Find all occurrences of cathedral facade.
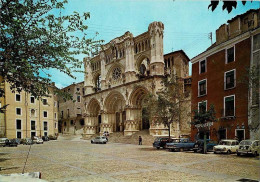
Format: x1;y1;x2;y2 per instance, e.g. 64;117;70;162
82;22;191;138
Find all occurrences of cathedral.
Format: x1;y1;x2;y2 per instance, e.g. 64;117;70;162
82;21;191;138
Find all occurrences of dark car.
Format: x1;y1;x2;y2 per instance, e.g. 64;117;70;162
42;136;49;141
12;138;21;145
193;139;217;153
5;139;18;147
23;138;34;145
153;137;174;149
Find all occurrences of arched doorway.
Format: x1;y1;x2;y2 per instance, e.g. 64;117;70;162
87;98;101;133
129;86;149;130
104;91;126;132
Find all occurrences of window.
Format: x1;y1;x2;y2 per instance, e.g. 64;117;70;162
54;113;57;119
16;94;21;102
82;88;85;95
16;119;21;130
44;132;48;136
67;109;70;118
225;69;236;90
61;111;63;118
31;109;36;117
198;79;207;96
16;108;22;115
112;67;122;80
77;96;81;102
199;60;206;73
95;75;101;91
17;131;22;139
226;46;235;63
31;120;36;130
70;120;73;125
224;95;235;117
80;119;85;126
30;96;35;104
43;121;48;131
198;101;207;113
55;122;57;129
77;88;80;91
64;122;66;126
43;99;47;105
43;111;48;118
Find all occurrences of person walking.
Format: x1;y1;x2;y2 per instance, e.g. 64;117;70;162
139;136;142;145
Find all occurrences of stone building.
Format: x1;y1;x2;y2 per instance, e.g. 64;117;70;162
0;80;59;139
190;9;260;141
82;21;191;138
58;82;85;135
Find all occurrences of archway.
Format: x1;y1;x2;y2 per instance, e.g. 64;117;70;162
87;98;101;133
104;91;126;132
129;86;149;130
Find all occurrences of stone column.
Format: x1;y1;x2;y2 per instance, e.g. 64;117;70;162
100;51;106;90
148;22;164;76
124;32;136;83
84;57;94;94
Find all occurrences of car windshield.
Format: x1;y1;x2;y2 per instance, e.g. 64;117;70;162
96;137;101;139
101;137;106;139
219;141;231;145
172;139;180;143
240;141;252;145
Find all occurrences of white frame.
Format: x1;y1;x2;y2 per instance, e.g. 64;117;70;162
224;69;236;90
235;129;245;140
16;119;22;138
16;107;22;116
198;79;207;97
15;93;21;102
43;121;48;131
199;59;207;74
198;100;207;112
30;96;35;104
30;108;37;117
43;111;48;118
225;45;236;64
224;95;236;117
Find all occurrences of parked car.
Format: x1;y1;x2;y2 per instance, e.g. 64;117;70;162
12;138;21;145
0;138;9;147
193;139;218;153
23;138;34;145
91;136;107;144
32;136;44;144
42;136;49;141
166;138;195;152
213;140;239;154
153;137;175;149
48;135;58;140
5;139;18;147
237;140;259;157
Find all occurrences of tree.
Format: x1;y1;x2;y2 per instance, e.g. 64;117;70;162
142;74;189;140
0;0;102;110
208;0;253;13
191;104;217;154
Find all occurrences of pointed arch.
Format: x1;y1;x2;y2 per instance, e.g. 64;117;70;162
104;91;126;113
129;86;149;108
87;98;101;116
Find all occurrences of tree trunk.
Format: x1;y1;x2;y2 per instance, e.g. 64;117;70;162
203;132;207;154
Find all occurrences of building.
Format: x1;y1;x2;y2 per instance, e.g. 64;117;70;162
191;9;260;141
58;81;85;135
0;81;59;139
82;21;191;138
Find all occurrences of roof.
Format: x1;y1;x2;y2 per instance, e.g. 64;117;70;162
164;50;190;62
227;9;259;23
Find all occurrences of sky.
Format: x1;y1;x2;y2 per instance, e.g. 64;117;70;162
46;0;260;89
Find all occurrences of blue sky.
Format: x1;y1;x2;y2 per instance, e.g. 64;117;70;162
47;0;260;89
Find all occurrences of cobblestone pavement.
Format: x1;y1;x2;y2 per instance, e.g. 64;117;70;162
0;136;259;182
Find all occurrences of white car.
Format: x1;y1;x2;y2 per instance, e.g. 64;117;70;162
91;136;107;144
213;140;239;154
32;136;43;144
237;140;259;156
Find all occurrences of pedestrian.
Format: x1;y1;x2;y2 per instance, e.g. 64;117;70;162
139;136;142;145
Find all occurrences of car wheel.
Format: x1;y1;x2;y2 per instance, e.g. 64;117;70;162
170;149;174;152
237;152;241;156
91;141;93;144
156;147;160;150
254;151;258;157
227;150;231;154
214;151;216;154
194;150;197;153
179;148;184;152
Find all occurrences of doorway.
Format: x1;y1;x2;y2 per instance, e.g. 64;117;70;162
142;108;150;130
122;111;126;131
116;112;120;132
98;115;101;133
218;129;227;141
236;129;245;142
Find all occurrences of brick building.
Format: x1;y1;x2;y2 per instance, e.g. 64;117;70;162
191;9;260;141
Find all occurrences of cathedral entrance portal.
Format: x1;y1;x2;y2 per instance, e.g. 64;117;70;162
142;108;150;130
116;112;120;132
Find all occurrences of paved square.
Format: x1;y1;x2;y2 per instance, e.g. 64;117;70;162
0;137;259;181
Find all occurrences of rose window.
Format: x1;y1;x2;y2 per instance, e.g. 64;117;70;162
112;67;122;80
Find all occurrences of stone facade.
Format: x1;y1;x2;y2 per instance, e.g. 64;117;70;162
191;9;260;141
82;21;191;138
0;81;59;139
58;82;85;135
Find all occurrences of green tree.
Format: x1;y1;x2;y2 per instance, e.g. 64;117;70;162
143;74;189;140
208;0;253;13
0;0;102;110
191;104;217;154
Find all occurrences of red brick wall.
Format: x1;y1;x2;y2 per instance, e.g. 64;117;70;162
191;38;251;141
